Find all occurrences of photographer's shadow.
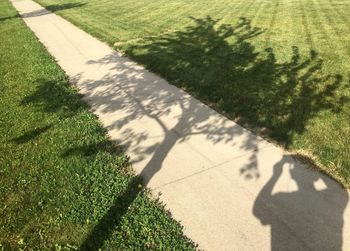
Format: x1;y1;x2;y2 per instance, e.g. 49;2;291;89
253;155;348;250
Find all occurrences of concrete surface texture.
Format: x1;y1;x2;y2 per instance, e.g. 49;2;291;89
11;0;350;249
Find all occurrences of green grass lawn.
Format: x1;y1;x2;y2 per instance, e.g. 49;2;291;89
33;0;350;186
0;0;196;249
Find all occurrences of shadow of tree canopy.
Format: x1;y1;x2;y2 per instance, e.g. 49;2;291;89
124;16;348;147
72;16;348;249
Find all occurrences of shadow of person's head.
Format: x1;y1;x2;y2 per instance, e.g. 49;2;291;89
289;164;320;191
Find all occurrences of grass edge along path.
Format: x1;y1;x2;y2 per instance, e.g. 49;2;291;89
0;0;196;249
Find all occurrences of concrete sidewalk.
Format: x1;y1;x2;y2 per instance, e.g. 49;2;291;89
11;0;350;249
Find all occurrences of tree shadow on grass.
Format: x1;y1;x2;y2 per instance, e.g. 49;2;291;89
62;141;125;158
79;176;143;250
0;13;20;22
125;16;348;147
16;78;87;144
11;124;52;144
45;2;86;12
21;79;87;117
72;16;348;249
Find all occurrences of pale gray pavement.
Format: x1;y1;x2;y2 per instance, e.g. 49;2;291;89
11;0;350;249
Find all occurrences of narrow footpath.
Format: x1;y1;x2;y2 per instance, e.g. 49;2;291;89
11;0;350;249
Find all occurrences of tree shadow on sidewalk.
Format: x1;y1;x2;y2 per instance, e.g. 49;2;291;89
49;16;347;249
20;2;86;18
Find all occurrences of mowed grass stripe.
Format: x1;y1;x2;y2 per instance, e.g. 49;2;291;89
313;0;350;51
320;0;350;47
298;0;315;49
220;0;257;25
309;0;341;50
328;0;350;25
266;0;280;41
